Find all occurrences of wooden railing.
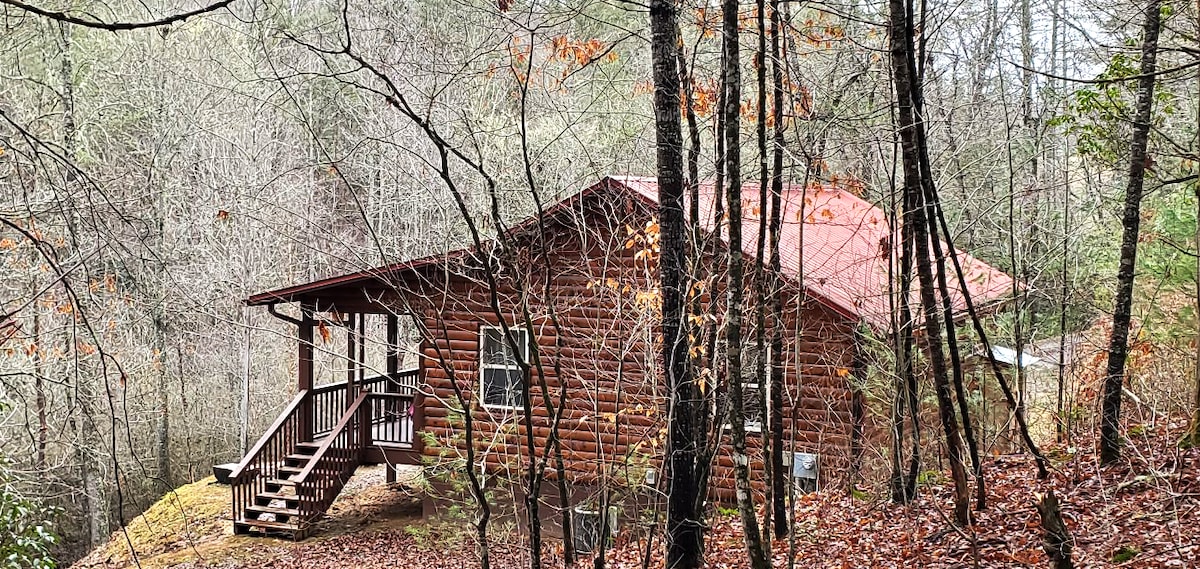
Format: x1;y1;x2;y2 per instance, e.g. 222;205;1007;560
293;391;371;529
368;392;414;446
229;389;308;528
310;383;346;438
312;372;420;436
310;370;418;438
387;369;419;395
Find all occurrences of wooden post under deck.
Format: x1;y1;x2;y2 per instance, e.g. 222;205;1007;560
357;314;366;384
412;325;425;456
298;303;315;442
385;314;399;484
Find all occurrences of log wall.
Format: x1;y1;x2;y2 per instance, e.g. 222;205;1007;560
392;189;861;504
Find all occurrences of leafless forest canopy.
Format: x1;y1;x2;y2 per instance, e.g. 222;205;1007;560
0;0;1198;564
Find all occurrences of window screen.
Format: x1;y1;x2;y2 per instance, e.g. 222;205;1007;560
480;326;529;408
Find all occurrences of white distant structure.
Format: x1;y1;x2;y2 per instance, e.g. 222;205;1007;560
985;345;1045;369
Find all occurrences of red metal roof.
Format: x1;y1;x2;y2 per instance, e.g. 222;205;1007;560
248;175;1014;329
611;176;1013;330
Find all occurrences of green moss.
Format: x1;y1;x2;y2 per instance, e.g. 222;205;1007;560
1111;545;1139;563
94;476;231;567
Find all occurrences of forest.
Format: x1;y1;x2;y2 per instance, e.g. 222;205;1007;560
0;0;1198;566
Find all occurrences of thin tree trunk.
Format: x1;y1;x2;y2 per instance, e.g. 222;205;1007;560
241;306;251;456
1100;0;1162;465
888;0;971;525
1057;170;1071;444
154;312;171;488
1051;0;1069;445
1186;0;1200;447
33;311;47;476
753;0;773;544
1020;0;1036;177
767;0;788;538
1191;175;1200;442
721;0;770;561
890;171;921;504
650;0;702;564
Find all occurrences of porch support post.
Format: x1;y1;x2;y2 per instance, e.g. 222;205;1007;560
413;388;425;455
358;313;366;383
386;314;399;392
298;303;315;442
346;313;357;407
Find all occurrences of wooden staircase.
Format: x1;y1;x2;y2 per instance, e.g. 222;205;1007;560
230;392;372;539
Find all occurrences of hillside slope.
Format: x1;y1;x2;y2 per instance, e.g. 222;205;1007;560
72;465;424;569
73;427;1200;569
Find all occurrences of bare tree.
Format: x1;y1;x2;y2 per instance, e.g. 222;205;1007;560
1100;0;1163;465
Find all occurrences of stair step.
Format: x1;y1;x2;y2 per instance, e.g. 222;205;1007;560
284;454;312;466
246;504;302;518
235;517;301;536
264;479;323;496
294;442;321;453
257;491;302;503
279;464;345;477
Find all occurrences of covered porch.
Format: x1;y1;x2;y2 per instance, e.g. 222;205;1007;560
231;277;432;538
285;306;426;472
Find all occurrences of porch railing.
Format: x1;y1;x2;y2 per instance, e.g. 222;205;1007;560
367;392;414;446
311;369;419;439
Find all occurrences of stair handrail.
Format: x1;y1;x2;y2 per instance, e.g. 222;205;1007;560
230;389;309;483
294;391;370;484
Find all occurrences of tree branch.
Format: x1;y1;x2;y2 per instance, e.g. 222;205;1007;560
0;0;235;31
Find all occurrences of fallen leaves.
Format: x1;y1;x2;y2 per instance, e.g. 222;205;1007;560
76;427;1200;569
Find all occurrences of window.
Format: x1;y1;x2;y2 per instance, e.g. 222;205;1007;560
743;381;764;433
720;338;768;432
480;325;530;408
736;340;767;432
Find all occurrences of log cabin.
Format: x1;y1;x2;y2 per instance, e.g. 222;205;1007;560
227;175;1014;539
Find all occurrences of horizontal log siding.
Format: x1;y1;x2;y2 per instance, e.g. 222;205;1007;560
397;192;858;501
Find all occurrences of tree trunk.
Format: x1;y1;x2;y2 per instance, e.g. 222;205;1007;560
33;311;47;476
1100;0;1162;465
241;306;252;456
154;312;171;488
1035;490;1074;569
767;0;788;537
1190;177;1200;444
753;0;773;544
1057;167;1071;444
721;0;770;562
888;0;971;525
650;0;702;564
890;174;921;504
1185;0;1200;447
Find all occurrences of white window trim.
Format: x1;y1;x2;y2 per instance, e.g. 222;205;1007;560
479;325;529;411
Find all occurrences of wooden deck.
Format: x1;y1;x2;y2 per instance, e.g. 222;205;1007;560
231;370;423;538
